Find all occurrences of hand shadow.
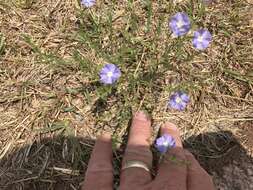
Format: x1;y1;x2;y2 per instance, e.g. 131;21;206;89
0;131;252;190
184;131;253;190
0;135;95;190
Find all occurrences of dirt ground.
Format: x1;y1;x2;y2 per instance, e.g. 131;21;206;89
213;122;253;190
185;121;253;190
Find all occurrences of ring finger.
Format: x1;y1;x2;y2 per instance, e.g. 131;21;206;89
155;122;187;190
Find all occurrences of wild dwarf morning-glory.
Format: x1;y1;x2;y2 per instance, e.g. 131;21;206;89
81;0;96;8
169;91;190;111
169;12;191;37
99;63;121;85
192;29;212;50
155;134;176;153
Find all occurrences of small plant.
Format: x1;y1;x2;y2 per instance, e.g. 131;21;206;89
73;0;217;135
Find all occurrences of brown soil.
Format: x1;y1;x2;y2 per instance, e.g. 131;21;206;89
186;121;253;190
238;122;253;153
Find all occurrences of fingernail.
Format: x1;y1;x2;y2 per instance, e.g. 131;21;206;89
164;122;178;131
100;132;111;139
134;111;149;121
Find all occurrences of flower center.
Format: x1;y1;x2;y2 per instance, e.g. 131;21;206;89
107;71;113;77
163;141;169;146
197;35;204;42
175;97;182;103
176;20;184;28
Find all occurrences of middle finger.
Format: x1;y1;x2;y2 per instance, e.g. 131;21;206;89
120;112;153;188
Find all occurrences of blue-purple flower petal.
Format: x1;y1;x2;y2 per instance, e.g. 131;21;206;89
169;91;190;111
169;12;191;37
81;0;96;8
99;64;121;85
180;93;190;103
155;134;176;153
192;29;212;50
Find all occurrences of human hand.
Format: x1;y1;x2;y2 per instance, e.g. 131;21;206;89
82;112;215;190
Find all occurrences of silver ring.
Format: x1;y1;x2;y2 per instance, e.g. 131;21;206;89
122;160;150;172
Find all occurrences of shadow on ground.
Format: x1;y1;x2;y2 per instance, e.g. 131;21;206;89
0;131;252;190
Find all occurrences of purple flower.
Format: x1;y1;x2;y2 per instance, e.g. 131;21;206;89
192;29;212;50
81;0;95;8
169;91;190;111
155;134;176;153
169;12;191;37
99;63;121;85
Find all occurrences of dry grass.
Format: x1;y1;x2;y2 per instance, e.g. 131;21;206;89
0;0;253;189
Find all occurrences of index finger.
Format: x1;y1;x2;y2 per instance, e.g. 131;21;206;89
82;134;113;190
